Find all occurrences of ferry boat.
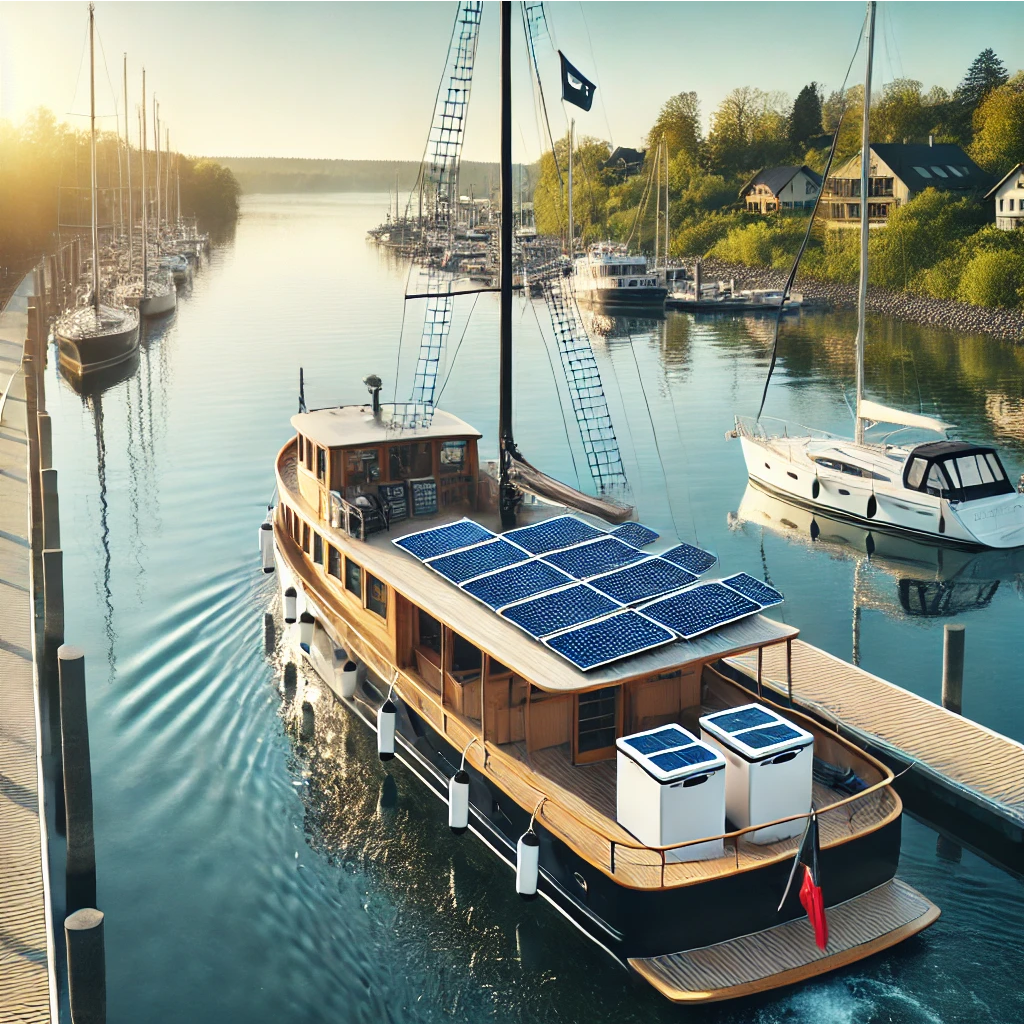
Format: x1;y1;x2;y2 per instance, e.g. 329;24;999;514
573;243;666;310
262;0;938;1003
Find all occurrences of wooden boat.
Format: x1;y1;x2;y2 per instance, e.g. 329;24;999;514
264;1;937;1003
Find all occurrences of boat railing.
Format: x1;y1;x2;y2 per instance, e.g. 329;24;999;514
734;414;845;446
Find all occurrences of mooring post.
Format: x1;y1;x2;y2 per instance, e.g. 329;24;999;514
282;662;297;700
43;549;65;646
38;411;53;469
65;908;106;1024
941;624;965;716
42;468;61;550
59;645;97;911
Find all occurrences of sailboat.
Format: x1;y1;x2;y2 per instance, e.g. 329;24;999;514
264;1;937;1003
734;1;1024;550
54;4;140;380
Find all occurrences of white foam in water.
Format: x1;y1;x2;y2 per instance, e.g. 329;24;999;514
750;976;946;1024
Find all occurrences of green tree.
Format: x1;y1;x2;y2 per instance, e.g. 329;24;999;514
969;72;1024;173
532;135;611;242
646;91;702;163
956;48;1009;109
788;83;823;151
873;79;927;143
707;87;790;174
957;249;1024;307
819;85;864;163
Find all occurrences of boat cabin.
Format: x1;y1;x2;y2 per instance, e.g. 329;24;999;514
903;440;1017;503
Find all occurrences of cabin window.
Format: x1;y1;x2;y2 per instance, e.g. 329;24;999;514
316;447;327;482
327;545;341;580
576;687;619;762
389;442;432;481
302;522;311;554
345;558;362;598
440;440;467;474
906;457;927;490
303;436;313;472
926;464;951;496
346;448;381;486
450;633;482;676
940;453;1014;500
417;609;441;655
366;573;387;618
312;532;323;566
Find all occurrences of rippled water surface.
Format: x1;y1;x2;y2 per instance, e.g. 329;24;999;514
47;194;1024;1024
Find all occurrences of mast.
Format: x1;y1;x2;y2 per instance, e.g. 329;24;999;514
567;120;574;254
124;53;133;271
89;3;100;312
142;70;149;293
855;0;876;445
664;136;670;269
498;0;516;527
176;148;181;229
654;139;660;267
166;127;171;229
154;97;161;245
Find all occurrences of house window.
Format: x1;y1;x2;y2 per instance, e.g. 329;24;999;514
805;180;817;195
868;203;889;219
1011;199;1016;212
946;166;963;178
930;166;948;178
327;545;341;579
313;532;323;565
848;203;860;218
345;448;380;486
1000;199;1005;211
913;166;932;179
345;558;362;598
389;442;433;481
366;573;387;618
440;440;468;475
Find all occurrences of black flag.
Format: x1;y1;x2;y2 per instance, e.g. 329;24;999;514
559;51;596;111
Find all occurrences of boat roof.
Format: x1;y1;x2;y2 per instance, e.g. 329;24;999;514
908;440;997;459
292;404;482;449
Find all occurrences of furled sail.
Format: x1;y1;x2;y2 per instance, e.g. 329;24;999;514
857;399;953;435
508;451;634;524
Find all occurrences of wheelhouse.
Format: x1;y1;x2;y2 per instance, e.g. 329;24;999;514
902;441;1016;503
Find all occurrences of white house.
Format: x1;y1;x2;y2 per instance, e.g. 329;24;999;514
741;166;822;213
985;163;1024;230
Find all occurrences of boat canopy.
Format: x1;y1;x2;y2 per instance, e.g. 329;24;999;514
858;399;953;435
903;440;1015;502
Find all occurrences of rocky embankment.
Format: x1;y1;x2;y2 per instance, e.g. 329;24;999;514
699;258;1024;342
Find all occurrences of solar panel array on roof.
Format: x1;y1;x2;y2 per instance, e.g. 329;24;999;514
395;518;494;560
722;572;783;608
661;542;718;575
461;559;574;609
641;583;760;640
503;515;605;555
542;536;646;579
588;558;697;606
501;584;621;638
425;537;529;584
611;522;660;548
543;609;675;671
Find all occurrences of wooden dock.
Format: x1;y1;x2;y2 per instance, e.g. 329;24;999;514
0;283;57;1023
726;638;1024;873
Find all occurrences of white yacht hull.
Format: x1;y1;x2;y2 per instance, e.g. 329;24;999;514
139;287;177;317
739;434;1024;549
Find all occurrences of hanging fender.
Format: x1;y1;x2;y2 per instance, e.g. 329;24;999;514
377;697;397;761
516;831;540;900
283;586;297;624
259;521;274;573
448;737;477;834
298;611;315;653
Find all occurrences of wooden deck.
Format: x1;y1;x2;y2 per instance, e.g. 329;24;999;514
728;641;1024;851
629;878;939;1003
0;295;55;1023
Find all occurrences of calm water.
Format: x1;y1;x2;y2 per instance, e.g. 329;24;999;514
47;194;1024;1024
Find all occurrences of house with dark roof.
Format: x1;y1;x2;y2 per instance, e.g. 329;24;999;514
984;164;1024;231
741;166;822;213
821;142;993;227
603;146;645;179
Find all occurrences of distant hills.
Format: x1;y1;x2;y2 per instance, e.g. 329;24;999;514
213;157;534;197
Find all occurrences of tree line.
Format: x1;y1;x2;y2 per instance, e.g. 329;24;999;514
532;49;1024;310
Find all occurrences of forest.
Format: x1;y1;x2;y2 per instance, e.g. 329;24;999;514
533;50;1024;310
0;107;241;284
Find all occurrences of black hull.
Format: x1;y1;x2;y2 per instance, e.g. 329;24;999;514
578;289;667;311
322;665;902;963
56;322;140;380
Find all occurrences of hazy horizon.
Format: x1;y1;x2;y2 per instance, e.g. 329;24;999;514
1;2;1021;163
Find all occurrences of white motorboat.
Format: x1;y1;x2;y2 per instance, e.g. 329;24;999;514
573;243;666;309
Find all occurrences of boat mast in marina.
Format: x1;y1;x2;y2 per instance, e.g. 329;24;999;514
124;53;133;272
499;0;516;529
88;4;100;315
142;71;149;294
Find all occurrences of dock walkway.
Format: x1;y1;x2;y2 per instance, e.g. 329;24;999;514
0;287;55;1023
727;639;1024;866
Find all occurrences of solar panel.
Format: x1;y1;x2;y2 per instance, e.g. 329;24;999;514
503;515;605;555
705;706;776;733
425;537;529;584
611;522;660;548
395;518;494;561
622;725;692;756
542;536;646;579
544;610;676;671
460;559;574;610
660;542;717;575
734;723;803;749
649;745;718;772
588;558;698;605
500;584;621;638
722;572;784;609
640;582;760;640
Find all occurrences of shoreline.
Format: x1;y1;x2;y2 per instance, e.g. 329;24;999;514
698;258;1024;343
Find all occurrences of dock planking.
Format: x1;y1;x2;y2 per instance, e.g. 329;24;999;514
726;638;1024;872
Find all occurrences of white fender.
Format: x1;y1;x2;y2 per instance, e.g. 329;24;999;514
516;830;540;900
298;611;314;652
283;586;297;624
377;699;397;761
259;522;274;573
448;770;470;834
337;659;358;699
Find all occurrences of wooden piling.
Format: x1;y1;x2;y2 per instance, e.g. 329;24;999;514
43;548;64;646
65;908;106;1024
942;624;965;716
42;468;60;550
38;411;53;469
59;645;97;912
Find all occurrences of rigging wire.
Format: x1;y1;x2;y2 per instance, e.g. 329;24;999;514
433;292;481;403
755;10;867;423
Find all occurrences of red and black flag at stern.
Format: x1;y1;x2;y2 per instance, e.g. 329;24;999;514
779;809;829;950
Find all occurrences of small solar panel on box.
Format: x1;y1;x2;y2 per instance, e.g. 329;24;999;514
722;572;784;608
425;537;528;584
660;542;717;575
503;515;605;555
394;518;494;561
588;557;697;605
610;522;660;548
543;609;675;671
621;725;692;756
460;559;574;609
640;582;760;640
500;584;621;638
542;536;646;579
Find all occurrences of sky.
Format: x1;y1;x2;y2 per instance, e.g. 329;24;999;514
1;2;1021;164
